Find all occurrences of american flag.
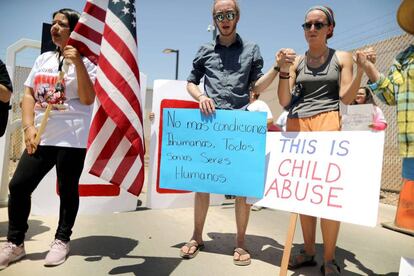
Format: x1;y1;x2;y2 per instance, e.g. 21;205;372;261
68;0;145;196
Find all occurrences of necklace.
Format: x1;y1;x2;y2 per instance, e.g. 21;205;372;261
306;48;329;63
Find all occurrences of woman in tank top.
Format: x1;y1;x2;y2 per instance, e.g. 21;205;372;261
276;6;367;276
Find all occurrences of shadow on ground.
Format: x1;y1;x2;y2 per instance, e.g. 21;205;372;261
289;243;398;276
24;235;182;275
0;219;50;242
173;233;398;276
172;232;285;265
108;256;182;275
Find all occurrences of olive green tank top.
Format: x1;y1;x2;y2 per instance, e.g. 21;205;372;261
288;48;341;119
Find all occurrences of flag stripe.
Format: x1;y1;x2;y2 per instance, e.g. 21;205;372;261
89;125;123;177
74;22;103;46
84;110;118;180
87;103;106;147
125;153;144;195
96;52;142;126
94;70;143;141
110;143;138;185
84;0;107;22
105;10;138;64
68;33;101;64
101;27;139;87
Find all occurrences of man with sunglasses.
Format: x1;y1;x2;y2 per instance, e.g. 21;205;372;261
180;0;282;266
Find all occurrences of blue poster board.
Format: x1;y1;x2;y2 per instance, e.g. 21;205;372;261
159;108;267;198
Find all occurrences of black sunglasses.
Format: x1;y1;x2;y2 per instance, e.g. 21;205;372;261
302;22;328;31
214;11;237;22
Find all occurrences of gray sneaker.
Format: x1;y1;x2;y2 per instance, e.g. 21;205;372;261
44;239;70;267
0;242;26;270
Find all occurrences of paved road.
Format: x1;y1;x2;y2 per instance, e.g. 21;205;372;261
0;197;413;275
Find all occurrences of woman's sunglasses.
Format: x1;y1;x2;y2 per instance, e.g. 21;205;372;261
302;22;328;31
214;11;237;22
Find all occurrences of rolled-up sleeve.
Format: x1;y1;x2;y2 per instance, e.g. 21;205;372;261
248;44;264;84
368;48;414;106
369;69;397;106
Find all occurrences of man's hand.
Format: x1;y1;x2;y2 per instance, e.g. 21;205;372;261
277;48;296;72
364;47;377;64
199;95;215;115
355;47;376;69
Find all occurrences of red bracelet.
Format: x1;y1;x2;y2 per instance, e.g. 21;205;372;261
279;71;290;79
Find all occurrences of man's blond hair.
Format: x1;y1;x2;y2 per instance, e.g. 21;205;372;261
212;0;240;16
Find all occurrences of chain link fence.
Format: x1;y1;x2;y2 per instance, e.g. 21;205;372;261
7;67;30;178
353;34;414;197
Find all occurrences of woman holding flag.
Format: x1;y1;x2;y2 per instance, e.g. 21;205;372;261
0;8;96;269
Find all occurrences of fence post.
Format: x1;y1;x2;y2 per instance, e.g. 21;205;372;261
0;39;40;205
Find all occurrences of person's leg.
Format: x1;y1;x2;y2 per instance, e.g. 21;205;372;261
235;196;250;248
54;147;86;242
320;218;340;274
180;192;210;255
234;196;251;263
320;219;340;261
299;214;317;256
44;147;85;266
7;147;56;245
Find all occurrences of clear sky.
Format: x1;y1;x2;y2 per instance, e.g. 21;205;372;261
0;0;404;88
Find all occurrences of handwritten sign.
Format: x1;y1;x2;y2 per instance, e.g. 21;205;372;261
341;103;374;131
249;131;384;227
159;108;267;198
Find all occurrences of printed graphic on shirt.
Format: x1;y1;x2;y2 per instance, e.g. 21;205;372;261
33;74;67;110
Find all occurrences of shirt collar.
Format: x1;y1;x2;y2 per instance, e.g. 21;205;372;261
214;33;243;48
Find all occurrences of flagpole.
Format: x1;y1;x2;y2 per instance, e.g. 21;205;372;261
33;65;67;152
33;103;52;147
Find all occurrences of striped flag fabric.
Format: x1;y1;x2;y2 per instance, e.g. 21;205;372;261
67;0;145;196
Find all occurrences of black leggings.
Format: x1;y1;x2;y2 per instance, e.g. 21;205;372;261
7;146;86;245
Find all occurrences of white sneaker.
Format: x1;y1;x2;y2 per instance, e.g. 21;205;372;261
44;239;70;266
0;242;25;270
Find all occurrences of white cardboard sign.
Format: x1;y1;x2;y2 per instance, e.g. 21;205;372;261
341;103;374;131
399;257;414;276
249;131;384;227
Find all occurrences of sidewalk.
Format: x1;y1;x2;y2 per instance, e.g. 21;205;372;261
0;196;413;275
